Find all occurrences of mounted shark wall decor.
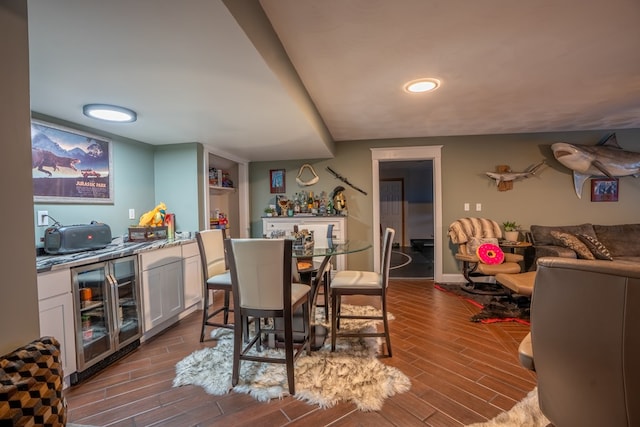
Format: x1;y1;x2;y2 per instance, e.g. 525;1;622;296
551;133;640;199
485;160;546;191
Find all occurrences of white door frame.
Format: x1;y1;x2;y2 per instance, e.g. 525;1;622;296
371;146;443;282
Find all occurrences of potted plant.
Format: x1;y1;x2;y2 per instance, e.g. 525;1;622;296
264;207;275;217
502;221;520;241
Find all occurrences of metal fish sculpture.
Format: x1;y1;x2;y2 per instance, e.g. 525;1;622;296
551;133;640;198
485;160;546;185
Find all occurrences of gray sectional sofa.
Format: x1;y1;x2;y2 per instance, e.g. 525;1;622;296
528;223;640;269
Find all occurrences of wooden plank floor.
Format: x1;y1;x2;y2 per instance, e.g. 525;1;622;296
65;280;536;426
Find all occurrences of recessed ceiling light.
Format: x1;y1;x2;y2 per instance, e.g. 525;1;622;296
404;78;441;93
83;104;137;123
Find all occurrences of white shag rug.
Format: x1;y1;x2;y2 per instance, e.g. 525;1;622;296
467;388;550;427
173;305;411;411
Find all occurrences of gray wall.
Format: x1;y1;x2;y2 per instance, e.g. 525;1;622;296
1;0;40;355
250;129;640;274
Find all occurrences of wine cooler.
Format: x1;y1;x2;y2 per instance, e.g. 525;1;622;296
70;255;142;384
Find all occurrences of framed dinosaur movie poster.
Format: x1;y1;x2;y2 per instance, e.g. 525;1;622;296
31;119;114;203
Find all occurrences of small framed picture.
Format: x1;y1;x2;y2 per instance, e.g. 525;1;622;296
591;178;618;202
270;169;286;194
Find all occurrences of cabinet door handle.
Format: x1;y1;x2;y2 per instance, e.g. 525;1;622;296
107;275;120;342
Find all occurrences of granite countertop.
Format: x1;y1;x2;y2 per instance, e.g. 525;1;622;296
36;235;196;273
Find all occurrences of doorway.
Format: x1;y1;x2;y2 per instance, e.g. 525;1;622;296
379;162;434;278
371;146;443;282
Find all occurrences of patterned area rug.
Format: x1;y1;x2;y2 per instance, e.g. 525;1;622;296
435;283;530;324
173;305;410;411
467;388;550;426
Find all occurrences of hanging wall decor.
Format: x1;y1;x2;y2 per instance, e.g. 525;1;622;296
270;169;286;194
551;133;640;199
326;166;367;195
295;163;320;186
31;119;113;203
591;178;618;202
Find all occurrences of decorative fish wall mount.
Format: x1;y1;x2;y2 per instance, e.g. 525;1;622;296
551;133;640;198
485;160;546;191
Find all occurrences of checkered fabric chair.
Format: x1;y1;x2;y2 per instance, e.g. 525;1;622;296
0;336;67;426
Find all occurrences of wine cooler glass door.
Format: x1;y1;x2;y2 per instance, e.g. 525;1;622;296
73;262;113;371
111;255;141;347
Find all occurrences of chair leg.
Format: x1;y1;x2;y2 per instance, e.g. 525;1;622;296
284;313;295;395
200;287;210;342
323;271;330;321
382;296;392;357
222;290;230;324
331;291;339;351
301;300;312;354
232;313;243;387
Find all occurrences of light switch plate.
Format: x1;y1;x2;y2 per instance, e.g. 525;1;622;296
37;210;49;226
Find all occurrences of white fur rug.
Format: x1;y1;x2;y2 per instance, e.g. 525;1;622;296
467;388;550;427
173;305;410;411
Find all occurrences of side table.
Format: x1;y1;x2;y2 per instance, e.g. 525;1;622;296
500;241;533;271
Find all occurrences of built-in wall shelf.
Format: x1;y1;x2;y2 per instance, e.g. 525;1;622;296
209;185;235;195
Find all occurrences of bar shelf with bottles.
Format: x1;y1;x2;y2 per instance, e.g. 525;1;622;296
268;189;346;218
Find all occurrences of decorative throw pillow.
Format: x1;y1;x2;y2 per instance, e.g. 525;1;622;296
576;234;614;260
467;237;499;255
550;230;595;260
476;243;504;264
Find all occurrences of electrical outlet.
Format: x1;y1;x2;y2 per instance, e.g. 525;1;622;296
476;203;482;211
128;208;136;220
464;203;470;211
37;210;49;226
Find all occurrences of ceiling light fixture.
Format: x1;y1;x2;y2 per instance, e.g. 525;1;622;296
83;104;137;123
404;78;441;93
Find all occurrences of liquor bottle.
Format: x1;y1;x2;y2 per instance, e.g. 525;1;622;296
307;191;314;211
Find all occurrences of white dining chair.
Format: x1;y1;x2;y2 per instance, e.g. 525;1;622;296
196;229;233;342
330;227;395;356
225;238;311;395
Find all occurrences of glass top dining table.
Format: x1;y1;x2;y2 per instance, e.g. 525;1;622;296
291;239;372;259
290;239;372;349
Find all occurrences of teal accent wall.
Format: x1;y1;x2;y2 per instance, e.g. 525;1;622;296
154;143;202;234
32;115;155;247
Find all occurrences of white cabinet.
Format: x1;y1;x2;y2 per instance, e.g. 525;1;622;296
37;269;76;388
182;242;202;309
139;246;184;333
262;216;347;271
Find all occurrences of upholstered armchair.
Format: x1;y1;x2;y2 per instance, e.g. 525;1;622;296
519;257;640;426
448;217;523;294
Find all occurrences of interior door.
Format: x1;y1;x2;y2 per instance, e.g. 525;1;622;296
380;179;403;246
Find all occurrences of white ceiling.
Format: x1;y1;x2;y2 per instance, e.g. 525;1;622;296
27;0;640;163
